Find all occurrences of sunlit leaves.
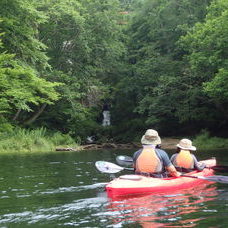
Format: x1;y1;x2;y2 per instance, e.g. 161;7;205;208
181;0;228;122
0;53;61;113
204;68;228;102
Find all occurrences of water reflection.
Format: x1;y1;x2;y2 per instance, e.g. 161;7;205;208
107;184;218;227
0;149;227;227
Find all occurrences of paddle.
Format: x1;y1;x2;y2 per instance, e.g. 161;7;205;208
95;161;134;173
116;155;133;167
96;161;228;184
116;155;228;173
207;165;228;173
181;174;228;184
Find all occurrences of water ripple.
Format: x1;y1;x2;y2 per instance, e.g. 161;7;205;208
0;196;108;225
38;182;107;195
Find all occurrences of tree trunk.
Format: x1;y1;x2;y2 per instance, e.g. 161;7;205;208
13;109;21;121
24;104;47;125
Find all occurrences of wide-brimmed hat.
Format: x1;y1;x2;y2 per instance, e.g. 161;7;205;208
141;129;161;145
177;139;196;151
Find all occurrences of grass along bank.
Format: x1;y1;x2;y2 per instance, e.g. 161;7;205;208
193;130;228;150
0;128;227;154
161;131;228;150
0;128;78;154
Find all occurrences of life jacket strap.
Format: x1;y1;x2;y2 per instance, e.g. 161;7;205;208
175;167;195;173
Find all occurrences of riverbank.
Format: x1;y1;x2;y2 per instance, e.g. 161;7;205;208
56;133;228;151
1;128;228;154
56;137;180;151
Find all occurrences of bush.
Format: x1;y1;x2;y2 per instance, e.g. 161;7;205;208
0;128;77;153
193;130;228;149
49;132;76;146
0;116;14;135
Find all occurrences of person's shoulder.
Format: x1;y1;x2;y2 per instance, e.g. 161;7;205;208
155;148;167;154
134;148;142;155
155;148;169;157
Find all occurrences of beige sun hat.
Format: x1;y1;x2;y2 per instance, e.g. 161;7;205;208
141;129;161;145
177;138;196;151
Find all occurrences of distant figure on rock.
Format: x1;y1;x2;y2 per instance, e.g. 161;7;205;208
102;103;111;126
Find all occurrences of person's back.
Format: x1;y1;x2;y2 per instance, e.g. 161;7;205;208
171;139;206;172
133;129;180;178
135;146;162;173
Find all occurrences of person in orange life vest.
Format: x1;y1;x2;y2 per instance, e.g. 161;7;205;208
133;129;181;178
170;139;206;172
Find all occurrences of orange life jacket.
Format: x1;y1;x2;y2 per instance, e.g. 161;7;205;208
174;150;194;169
135;147;162;173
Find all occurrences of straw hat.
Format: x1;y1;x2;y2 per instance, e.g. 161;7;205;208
141;129;161;145
177;139;196;151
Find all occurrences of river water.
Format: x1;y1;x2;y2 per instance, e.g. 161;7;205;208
0;149;228;227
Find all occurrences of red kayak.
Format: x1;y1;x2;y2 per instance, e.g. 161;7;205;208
106;158;216;198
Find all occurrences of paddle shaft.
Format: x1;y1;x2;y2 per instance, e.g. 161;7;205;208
181;174;206;179
123;167;134;171
181;174;228;184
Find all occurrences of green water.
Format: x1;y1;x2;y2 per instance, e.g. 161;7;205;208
0;149;228;227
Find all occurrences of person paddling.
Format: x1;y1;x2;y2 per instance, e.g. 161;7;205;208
171;138;206;172
133;129;181;178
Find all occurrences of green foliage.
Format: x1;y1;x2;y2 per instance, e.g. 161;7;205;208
114;0;213;136
204;68;228;102
34;0;125;137
0;0;49;69
95;125;114;143
0;0;126;143
49;132;77;146
0;116;14;133
0;55;61;113
179;0;228;131
194;130;228;149
0;128;77;153
0;0;228;148
112;118;145;142
0;0;61;125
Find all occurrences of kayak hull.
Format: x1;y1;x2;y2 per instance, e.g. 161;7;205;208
106;158;216;198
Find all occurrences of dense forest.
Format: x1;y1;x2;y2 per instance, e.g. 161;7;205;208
0;0;227;148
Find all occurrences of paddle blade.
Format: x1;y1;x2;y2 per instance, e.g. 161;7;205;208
116;155;133;167
95;161;124;173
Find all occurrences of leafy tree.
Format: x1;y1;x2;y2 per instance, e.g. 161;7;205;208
114;0;212;136
0;0;61;126
34;0;125;140
181;0;228;131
